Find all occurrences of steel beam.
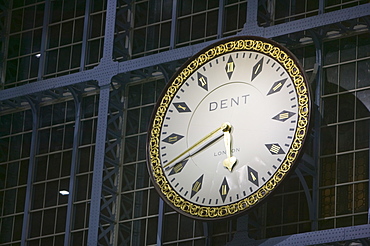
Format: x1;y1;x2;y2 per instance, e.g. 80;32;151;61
37;0;51;80
87;85;111;245
63;87;82;246
87;0;119;244
227;224;370;245
0;4;368;101
20;97;38;246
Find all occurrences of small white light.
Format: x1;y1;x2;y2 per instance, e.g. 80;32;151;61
59;190;69;195
35;53;41;58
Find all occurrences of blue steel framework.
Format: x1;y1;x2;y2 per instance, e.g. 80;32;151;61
1;0;370;245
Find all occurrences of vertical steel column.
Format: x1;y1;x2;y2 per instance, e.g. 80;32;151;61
80;0;91;70
217;0;225;38
245;0;259;31
101;0;117;62
310;30;323;231
87;85;111;245
37;0;51;80
63;87;82;245
318;0;325;14
0;0;13;87
87;0;118;242
156;198;165;245
170;0;177;49
20;98;38;246
368;122;370;224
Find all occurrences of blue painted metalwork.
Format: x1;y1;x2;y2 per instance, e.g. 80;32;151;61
63;87;82;246
218;0;225;38
0;1;10;87
1;0;370;244
241;2;370;38
170;0;177;49
156;198;164;245
37;1;50;80
261;224;370;245
310;30;324;232
87;85;111;245
20;97;38;246
1;3;369;101
80;0;92;70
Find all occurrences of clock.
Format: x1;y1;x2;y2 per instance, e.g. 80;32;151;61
147;36;311;220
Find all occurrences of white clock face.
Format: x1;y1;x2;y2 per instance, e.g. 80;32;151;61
148;37;310;220
160;50;298;206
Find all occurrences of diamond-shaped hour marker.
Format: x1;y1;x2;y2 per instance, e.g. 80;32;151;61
191;175;204;198
251;57;264;81
265;143;285;155
219;177;230;202
272;110;296;122
173;102;191;113
162;133;184;144
168;159;189;175
197;72;208;91
248;166;259;187
225;56;235;79
267;78;287;95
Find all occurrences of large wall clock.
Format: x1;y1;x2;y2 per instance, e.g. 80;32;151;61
147;36;311;220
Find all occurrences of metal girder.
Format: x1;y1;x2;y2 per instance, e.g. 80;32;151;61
227;224;370;245
1;1;370;245
0;80;98;113
99;82;125;245
20;96;38;246
240;0;370;38
0;3;369;101
87;85;111;246
63;86;82;246
0;0;12;90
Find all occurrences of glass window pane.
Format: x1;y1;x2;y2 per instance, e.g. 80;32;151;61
323;66;338;95
358;33;370;59
45;180;58;207
354;182;368;213
324;40;339;65
339;63;355;92
9;135;22;161
3;188;16;215
50;126;64;151
178;17;191;44
75;174;88;201
42;208;56;235
357;59;370;89
322;96;337;124
319;187;335;218
320;125;336;155
336;185;353;215
29;211;43;237
32;183;45;209
35;156;47;182
56;206;67;233
355;150;369;181
126;109;140;135
6;161;19;188
340;36;356;62
338;93;355;122
338;122;354;153
337;153;353;184
355;119;369;150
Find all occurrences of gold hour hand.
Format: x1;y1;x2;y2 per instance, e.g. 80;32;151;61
164;123;229;170
222;122;237;171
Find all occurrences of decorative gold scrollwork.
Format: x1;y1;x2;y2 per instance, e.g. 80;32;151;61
148;38;310;219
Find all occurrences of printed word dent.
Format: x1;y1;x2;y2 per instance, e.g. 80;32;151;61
209;95;250;111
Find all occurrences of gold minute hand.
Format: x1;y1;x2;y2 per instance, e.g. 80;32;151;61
163;123;230;170
222;123;237;171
